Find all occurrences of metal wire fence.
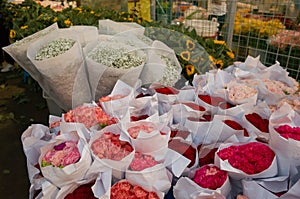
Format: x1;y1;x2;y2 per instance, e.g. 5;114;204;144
154;0;300;80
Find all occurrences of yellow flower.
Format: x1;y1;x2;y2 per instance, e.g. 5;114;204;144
214;40;225;45
186;39;195;51
9;29;16;39
53;17;58;22
128;17;133;21
90;10;94;14
185;64;195;76
180;51;191;61
226;51;235;59
64;19;72;27
214;60;224;69
20;25;28;30
209;55;215;62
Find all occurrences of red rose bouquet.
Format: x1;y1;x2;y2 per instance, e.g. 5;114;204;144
245;113;269;133
198;144;218;166
223;119;249;137
275;125;300;141
110;180;161;199
168;138;197;168
215;142;277;179
198;94;234;110
64;182;96;199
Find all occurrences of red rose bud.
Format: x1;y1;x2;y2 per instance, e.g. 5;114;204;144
168;139;196;167
245;113;269;133
223;120;249;137
155;87;179;95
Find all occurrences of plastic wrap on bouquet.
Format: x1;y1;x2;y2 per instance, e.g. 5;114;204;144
3;23;58;99
214;142;278;180
89;124;135;179
69;25;98;47
140;40;181;87
120;120;170;154
269;103;300;176
242;101;272;141
84;37;146;101
172;101;206;125
38;123;92;188
173;164;231;198
98;19;145;36
242;176;290;199
55;169;112;199
99;80;135;119
126;151;172;193
21;124;54;198
27;28;92;111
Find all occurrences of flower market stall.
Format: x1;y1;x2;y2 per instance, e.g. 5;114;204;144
1;1;300;199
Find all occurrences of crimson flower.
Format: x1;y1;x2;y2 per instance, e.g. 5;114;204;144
198;145;218;166
217;142;275;175
193;165;228;190
155;87;179;95
181;102;206;111
245;113;269;133
65;183;96;199
275;124;300;141
198;95;234;109
223;120;249;137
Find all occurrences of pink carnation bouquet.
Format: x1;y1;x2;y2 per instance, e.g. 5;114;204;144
215;142;277;179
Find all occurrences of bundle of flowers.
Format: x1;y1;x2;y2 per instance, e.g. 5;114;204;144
41;141;80;168
268;30;300;50
91;132;133;160
168;138;197;168
216;142;277;179
227;83;258;105
65;182;97;199
63;104;113;128
180;101;206;112
170;129;191;139
223;120;249;137
127;123;157;139
262;78;298;96
245;113;269;133
275;125;300;141
198;94;234;110
110;180;160;199
192;165;228;190
129;152;159;171
154;87;180;95
198;145;218;166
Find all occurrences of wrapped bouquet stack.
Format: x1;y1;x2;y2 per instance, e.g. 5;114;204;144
14;21;300;199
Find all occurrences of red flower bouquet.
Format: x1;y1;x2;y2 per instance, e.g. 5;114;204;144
198;145;218;166
223;120;249;137
198;95;234;109
64;105;114;128
245;113;269;133
168;138;197;168
129;152;159;171
170;129;190;139
110;180;160;199
217;142;275;175
41;141;80;168
130;114;149;122
193;165;228;190
187;114;212;122
91;132;133;160
65;183;96;199
155;87;179;95
181;102;206;112
275;125;300;141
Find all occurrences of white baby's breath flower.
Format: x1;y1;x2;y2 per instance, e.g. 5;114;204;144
159;55;181;86
35;38;75;61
